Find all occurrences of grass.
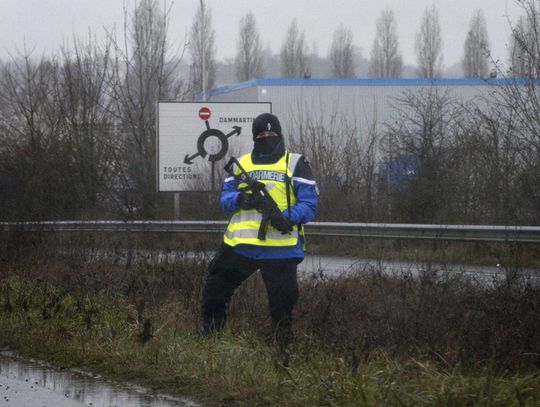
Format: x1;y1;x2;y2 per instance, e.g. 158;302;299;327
1;274;539;406
0;233;539;405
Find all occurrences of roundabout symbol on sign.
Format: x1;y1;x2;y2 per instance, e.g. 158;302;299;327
184;107;241;165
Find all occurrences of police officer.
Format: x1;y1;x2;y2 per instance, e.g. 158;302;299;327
201;113;318;343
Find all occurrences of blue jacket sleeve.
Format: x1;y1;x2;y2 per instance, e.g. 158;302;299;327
283;157;318;225
220;176;241;212
283;181;318;225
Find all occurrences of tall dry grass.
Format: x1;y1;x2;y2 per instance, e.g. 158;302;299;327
1;231;539;371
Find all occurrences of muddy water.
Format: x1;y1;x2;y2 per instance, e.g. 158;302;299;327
0;351;200;407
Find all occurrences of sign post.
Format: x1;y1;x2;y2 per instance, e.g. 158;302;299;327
157;102;272;217
174;192;180;219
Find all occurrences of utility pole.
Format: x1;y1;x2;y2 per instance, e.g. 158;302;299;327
200;0;206;102
174;0;208;220
199;0;215;191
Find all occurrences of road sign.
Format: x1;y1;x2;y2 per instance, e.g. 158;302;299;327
198;107;211;120
157;101;272;191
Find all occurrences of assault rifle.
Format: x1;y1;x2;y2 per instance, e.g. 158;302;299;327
224;157;292;240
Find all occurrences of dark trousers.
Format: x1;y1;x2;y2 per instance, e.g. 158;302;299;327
201;246;300;339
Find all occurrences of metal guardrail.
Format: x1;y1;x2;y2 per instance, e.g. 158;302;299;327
1;221;540;243
306;222;540;242
0;221;227;234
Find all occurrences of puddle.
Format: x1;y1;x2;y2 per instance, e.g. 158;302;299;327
0;351;200;407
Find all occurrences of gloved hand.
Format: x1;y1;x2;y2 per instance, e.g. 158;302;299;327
270;213;293;234
238;192;258;210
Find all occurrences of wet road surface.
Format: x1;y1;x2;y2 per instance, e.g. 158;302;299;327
77;248;539;284
298;254;539;286
0;351;199;407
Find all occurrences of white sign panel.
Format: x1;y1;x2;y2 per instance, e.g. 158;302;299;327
157;102;272;191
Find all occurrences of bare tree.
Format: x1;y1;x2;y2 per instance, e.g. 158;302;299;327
462;9;490;78
497;0;540;221
188;0;216;99
368;9;403;78
261;41;281;77
288;106;381;221
57;37;115;215
508;7;540;78
280;19;310;78
329;25;355;78
509;16;531;77
383;89;458;222
457;104;523;223
235;12;263;81
0;54;72;219
415;5;443;78
108;0;185;217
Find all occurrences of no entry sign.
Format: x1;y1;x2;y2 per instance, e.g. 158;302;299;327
198;107;211;120
157;102;272;192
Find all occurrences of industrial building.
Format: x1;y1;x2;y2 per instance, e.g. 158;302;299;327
205;78;514;135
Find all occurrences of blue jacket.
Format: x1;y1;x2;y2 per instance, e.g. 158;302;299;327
220;152;318;259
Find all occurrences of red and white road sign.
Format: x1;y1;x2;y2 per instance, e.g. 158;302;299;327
157;101;271;191
198;107;211;120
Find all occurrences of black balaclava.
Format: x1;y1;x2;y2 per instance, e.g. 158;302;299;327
253;135;284;155
252;113;285;158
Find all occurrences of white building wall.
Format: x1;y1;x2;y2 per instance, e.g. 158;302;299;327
207;80;499;141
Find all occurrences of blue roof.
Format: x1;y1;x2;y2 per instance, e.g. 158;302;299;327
206;77;535;98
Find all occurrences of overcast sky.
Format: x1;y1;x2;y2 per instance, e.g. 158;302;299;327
0;0;523;71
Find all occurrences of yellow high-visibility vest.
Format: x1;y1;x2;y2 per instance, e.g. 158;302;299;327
224;151;303;247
